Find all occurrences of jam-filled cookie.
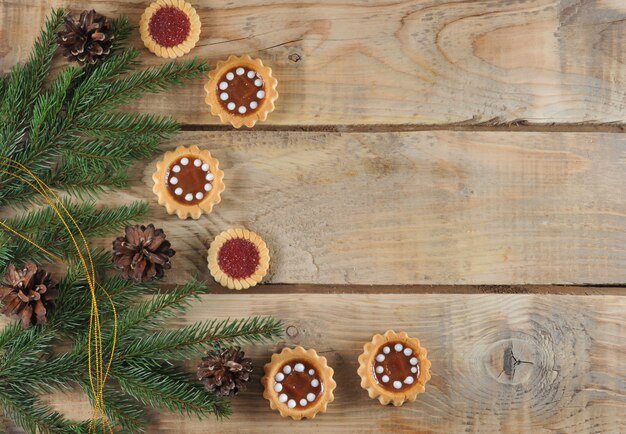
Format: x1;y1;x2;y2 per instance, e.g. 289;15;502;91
207;228;269;290
152;145;225;219
139;0;201;58
357;330;431;406
262;346;336;420
204;55;278;128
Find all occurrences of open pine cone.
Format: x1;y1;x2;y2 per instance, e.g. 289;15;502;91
0;262;58;329
112;224;175;283
57;10;114;65
198;347;253;397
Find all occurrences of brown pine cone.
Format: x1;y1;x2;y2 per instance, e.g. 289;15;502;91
112;224;175;283
198;347;253;397
57;10;114;65
0;262;58;329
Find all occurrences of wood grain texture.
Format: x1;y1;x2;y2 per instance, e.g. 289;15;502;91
87;130;626;285
3;293;622;433
3;0;626;125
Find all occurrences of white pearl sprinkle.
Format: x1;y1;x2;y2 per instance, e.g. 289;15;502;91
204;183;213;192
294;363;305;372
299;399;307;407
219;81;228;90
307;393;316;402
404;376;414;385
383;346;390;354
227;102;236;111
205;173;215;181
226;72;234;80
381;375;389;383
238;106;247;114
375;366;384;374
172;165;181;173
410;357;418;365
274;383;282;392
250;101;258;109
254;78;263;87
275;373;284;382
194;159;202;167
201;163;209;171
394;343;403;352
287;399;296;409
169;177;178;185
220;92;229;101
236;67;245;75
174;187;183;196
403;347;413;356
278;393;288;403
247;70;255;78
180;158;189;165
393;381;402;390
256;90;265;99
375;354;385;363
184;193;193;202
311;379;319;388
195;192;204;200
308;369;315;376
283;365;292;374
411;367;418;374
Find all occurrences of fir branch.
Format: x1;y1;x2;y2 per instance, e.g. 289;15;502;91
122;317;283;362
79;380;147;433
116;281;207;337
0;386;70;434
77;112;179;144
113;363;231;418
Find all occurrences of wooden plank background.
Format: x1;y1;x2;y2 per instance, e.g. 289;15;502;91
1;0;625;432
3;0;626;125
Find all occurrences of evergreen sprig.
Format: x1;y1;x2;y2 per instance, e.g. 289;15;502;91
0;8;282;433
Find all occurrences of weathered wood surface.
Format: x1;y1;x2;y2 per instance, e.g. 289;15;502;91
87;130;626;285
3;0;626;125
8;294;621;433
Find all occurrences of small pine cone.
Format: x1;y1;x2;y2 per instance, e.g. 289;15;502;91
198;347;253;397
0;262;58;329
112;224;175;283
57;10;114;65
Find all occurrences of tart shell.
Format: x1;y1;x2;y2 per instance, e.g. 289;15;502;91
357;330;431;406
262;346;336;420
204;55;279;128
152;145;225;220
139;0;201;58
207;228;270;290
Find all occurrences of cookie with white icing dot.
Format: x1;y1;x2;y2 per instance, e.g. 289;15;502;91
357;330;431;406
207;228;270;290
262;346;336;420
152;145;225;219
204;55;278;128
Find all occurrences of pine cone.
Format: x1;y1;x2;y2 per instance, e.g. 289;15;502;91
57;10;114;65
112;224;175;283
198;347;253;397
0;262;58;329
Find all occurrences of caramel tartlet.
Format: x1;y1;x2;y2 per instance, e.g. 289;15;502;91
207;229;269;290
357;330;431;406
262;347;336;420
139;0;201;58
152;145;225;219
204;55;278;128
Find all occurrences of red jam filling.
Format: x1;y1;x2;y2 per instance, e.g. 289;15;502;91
148;6;191;48
217;238;260;279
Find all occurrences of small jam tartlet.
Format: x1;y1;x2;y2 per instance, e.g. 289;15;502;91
357;330;431;406
152;145;225;219
204;55;278;128
139;0;201;58
207;229;269;290
262;346;336;420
